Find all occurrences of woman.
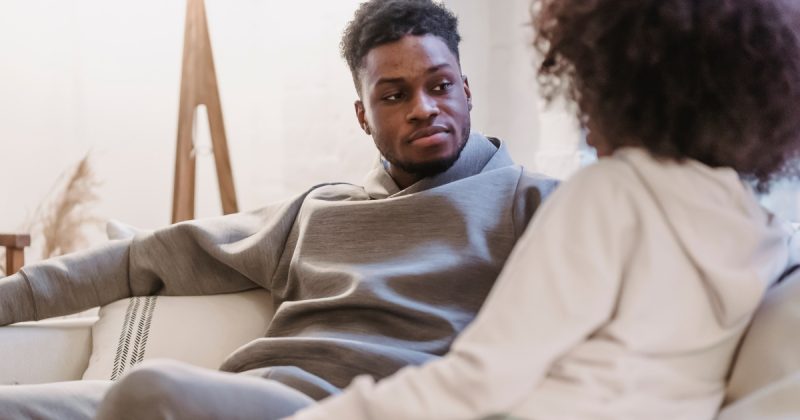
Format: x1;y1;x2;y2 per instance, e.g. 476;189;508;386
287;0;800;418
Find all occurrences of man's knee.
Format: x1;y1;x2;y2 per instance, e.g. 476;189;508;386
96;360;190;420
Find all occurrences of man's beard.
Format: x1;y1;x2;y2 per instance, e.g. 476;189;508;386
383;130;470;179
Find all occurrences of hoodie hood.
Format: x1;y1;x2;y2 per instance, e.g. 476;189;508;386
362;132;512;199
614;148;790;327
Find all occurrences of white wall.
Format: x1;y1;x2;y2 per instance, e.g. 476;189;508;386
0;0;374;233
0;1;582;260
445;0;583;175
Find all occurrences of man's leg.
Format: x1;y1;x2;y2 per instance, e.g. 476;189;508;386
0;380;111;420
96;360;316;420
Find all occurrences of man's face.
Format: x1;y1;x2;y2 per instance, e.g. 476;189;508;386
355;34;472;187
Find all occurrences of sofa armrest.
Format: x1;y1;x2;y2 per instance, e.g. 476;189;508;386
0;317;96;384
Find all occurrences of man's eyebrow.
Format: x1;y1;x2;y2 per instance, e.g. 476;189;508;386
374;63;455;86
425;63;453;73
375;77;404;86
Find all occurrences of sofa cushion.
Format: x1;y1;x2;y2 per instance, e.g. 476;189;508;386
725;266;800;404
82;289;274;380
0;318;95;384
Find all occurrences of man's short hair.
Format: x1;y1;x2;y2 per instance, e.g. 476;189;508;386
341;0;461;92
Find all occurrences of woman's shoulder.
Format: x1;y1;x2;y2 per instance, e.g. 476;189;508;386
544;147;699;219
557;149;645;197
562;147;717;198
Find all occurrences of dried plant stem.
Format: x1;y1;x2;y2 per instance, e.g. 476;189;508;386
29;153;102;260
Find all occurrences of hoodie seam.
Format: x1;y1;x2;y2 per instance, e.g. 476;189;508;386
510;167;524;239
18;269;39;321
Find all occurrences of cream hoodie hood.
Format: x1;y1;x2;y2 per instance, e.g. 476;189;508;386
616;148;790;328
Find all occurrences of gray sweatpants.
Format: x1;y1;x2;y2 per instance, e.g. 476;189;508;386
0;360;325;420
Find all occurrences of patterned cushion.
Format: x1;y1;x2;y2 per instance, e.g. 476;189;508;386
82;289;274;380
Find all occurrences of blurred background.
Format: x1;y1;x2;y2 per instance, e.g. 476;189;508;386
3;0;793;267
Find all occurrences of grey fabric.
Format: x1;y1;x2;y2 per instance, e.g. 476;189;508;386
0;133;557;401
0;380;111;420
244;366;342;401
0;366;325;420
95;360;315;420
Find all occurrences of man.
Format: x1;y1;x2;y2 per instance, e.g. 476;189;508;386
0;0;556;418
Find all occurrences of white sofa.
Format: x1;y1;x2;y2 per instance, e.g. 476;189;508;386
1;271;799;418
0;289;275;384
0;221;279;385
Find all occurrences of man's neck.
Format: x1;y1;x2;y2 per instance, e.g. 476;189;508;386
386;165;423;190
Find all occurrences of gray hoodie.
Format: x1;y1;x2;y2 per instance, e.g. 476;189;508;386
0;133;557;399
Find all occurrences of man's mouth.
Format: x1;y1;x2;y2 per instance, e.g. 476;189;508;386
407;126;449;144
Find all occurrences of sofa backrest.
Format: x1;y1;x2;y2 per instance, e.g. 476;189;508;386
725;266;800;404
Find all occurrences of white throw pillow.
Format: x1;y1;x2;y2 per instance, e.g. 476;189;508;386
82;288;274;380
106;219;144;240
724;267;800;404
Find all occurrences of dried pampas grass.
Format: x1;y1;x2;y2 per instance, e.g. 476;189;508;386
0;154;101;277
28;153;103;260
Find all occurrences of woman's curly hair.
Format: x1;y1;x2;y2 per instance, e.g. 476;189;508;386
533;0;800;190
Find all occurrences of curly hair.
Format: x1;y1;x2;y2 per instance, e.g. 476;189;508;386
533;0;800;190
341;0;461;92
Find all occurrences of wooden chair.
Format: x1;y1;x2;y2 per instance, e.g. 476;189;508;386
0;234;30;275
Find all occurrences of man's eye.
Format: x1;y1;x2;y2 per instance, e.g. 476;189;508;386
382;92;404;101
432;81;454;92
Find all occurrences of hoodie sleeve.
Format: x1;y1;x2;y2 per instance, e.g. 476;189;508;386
0;190;312;326
287;162;638;420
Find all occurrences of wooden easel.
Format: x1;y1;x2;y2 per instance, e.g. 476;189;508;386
172;0;238;223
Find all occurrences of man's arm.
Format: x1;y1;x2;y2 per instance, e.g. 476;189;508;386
0;189;312;326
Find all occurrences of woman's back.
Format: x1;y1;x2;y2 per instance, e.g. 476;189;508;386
508;148;789;419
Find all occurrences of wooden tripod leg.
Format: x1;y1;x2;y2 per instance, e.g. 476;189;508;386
172;92;198;223
206;97;238;215
172;0;238;224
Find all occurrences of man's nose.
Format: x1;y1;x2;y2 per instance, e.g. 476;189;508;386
407;93;439;122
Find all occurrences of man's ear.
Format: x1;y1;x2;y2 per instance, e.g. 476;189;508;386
355;100;371;135
462;75;473;111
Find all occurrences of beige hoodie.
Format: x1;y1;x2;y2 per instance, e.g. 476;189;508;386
290;147;790;420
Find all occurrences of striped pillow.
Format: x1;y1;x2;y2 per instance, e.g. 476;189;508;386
108;295;158;380
81;289;274;380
